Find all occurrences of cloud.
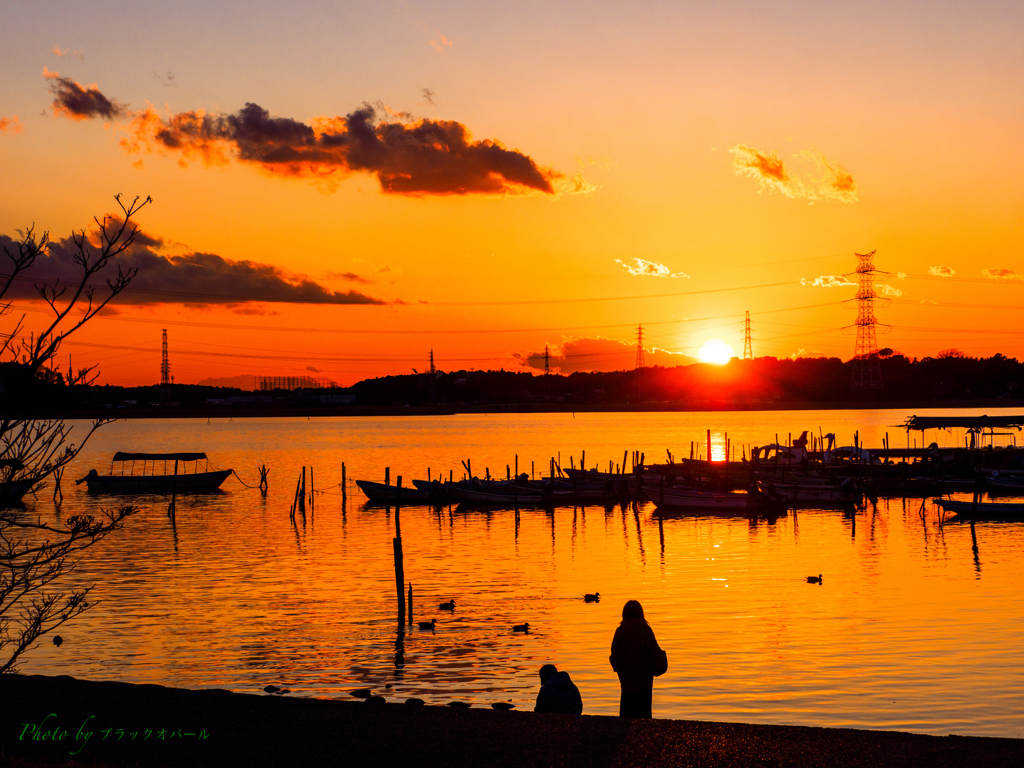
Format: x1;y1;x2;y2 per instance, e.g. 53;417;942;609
197;374;257;390
877;284;902;297
44;68;126;121
896;272;907;280
730;144;858;203
421;87;436;105
429;33;453;52
615;258;688;278
51;45;84;60
983;268;1023;280
928;266;955;277
327;271;374;284
306;365;323;373
789;348;806;360
516;336;696;374
801;275;855;288
0;116;22;134
119;101;562;196
0;225;388;306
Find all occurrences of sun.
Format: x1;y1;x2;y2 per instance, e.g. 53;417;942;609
698;339;735;365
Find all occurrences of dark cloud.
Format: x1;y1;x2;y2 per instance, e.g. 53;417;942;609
516;337;696;374
121;101;562;195
421;87;436;105
0;228;387;306
327;270;373;284
44;68;126;121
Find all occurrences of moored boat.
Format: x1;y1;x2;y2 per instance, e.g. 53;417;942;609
936;498;1024;520
77;452;232;493
356;479;433;503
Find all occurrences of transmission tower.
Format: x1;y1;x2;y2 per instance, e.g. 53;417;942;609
635;324;646;369
160;329;171;385
544;345;550;375
849;250;884;391
159;329;172;401
429;349;435;375
743;311;753;360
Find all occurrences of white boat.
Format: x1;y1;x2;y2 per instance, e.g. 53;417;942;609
755;480;858;505
77;452;232;493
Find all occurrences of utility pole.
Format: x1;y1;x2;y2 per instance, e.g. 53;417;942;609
743;311;753;360
848;251;885;391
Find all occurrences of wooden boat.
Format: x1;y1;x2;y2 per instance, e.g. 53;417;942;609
755;480;858;505
936;498;1024;519
77;452;232;493
654;486;765;510
985;474;1024;492
356;479;433;504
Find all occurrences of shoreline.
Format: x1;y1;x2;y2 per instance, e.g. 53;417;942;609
2;674;1023;767
49;399;1024;420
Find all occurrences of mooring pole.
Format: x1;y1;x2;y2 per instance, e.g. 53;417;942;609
168;459;179;518
341;462;346;499
394;494;405;623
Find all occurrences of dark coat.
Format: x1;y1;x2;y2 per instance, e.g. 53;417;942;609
609;618;668;691
535;671;583;714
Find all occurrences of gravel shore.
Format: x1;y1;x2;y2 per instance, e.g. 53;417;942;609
2;674;1022;767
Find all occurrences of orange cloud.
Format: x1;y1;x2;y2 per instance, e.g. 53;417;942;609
615;258;688;278
429;33;453;52
120;101;562;196
802;275;855;287
51;45;84;60
730;144;791;196
44;68;126;121
983;268;1023;280
928;266;955;277
517;337;696;374
731;144;858;203
0;116;22;134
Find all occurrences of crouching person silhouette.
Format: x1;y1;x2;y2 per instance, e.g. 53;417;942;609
609;600;668;718
534;664;583;714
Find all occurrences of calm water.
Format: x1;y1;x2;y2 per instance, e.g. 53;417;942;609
14;409;1024;738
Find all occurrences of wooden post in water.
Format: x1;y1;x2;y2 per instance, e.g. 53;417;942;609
393;514;405;624
408;583;413;626
385;467;390;486
707;429;712;464
515;454;518;478
309;466;315;514
622;450;627;475
168;459;179;518
341;462;346;499
299;466;306;513
53;466;64;504
582;450;586;473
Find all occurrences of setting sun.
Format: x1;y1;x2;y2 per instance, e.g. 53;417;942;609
698;339;736;364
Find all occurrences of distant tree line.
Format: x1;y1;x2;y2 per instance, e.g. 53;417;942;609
9;351;1024;413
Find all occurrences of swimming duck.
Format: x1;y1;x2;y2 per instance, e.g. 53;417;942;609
53;635;63;647
405;698;425;706
439;600;455;611
512;623;530;632
492;702;516;710
448;701;471;708
264;685;281;694
350;688;372;698
418;619;437;630
806;574;823;584
584;593;600;603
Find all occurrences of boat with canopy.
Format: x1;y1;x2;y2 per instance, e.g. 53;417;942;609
77;452;232;493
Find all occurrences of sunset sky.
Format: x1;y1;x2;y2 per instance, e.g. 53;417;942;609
2;0;1023;387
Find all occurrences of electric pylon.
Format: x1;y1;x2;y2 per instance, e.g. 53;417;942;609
159;329;172;401
849;250;884;391
544;345;550;375
743;311;753;360
429;349;435;375
635;324;646;369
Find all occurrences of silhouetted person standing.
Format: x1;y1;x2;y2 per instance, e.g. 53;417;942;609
609;600;667;718
534;663;583;714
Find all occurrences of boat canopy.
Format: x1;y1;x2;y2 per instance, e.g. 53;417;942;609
900;415;1024;432
112;452;207;462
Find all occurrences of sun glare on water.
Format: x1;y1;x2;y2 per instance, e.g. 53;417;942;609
698;339;735;364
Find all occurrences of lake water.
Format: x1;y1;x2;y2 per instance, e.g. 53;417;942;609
13;408;1024;738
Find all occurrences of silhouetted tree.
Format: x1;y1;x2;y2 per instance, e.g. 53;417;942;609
0;194;149;672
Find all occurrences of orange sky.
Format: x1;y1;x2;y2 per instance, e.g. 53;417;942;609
2;0;1023;386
